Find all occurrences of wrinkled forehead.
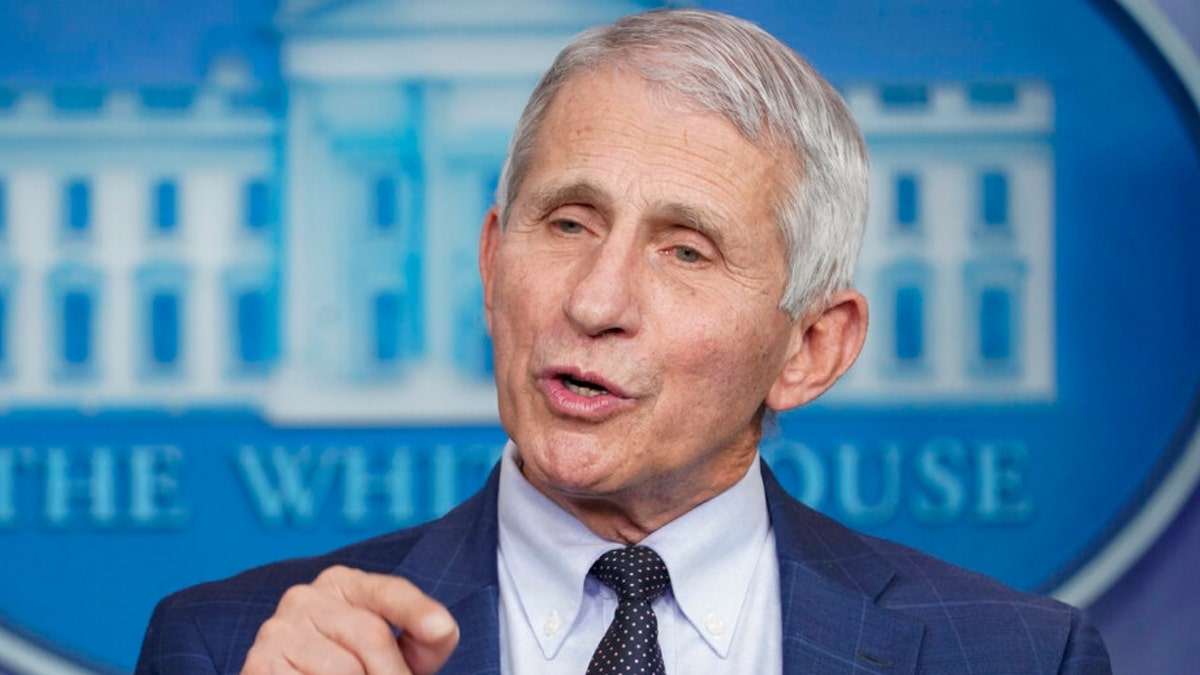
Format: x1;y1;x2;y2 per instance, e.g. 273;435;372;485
601;59;801;173
516;71;792;279
527;65;801;216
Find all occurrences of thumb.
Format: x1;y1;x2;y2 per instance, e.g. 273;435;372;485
398;607;460;674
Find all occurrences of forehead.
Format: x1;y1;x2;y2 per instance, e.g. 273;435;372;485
519;68;787;245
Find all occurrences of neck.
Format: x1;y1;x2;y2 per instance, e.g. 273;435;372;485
523;445;759;545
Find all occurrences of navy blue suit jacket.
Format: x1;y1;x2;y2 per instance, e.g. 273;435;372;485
137;463;1111;673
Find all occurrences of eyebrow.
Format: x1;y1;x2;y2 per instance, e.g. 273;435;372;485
656;202;727;250
524;180;730;250
527;182;609;219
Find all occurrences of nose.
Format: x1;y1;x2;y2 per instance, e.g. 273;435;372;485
563;234;642;338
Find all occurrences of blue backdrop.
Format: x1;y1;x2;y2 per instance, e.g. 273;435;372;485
0;1;1197;672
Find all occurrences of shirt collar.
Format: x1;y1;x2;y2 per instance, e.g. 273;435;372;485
497;441;772;659
640;453;771;657
497;442;615;658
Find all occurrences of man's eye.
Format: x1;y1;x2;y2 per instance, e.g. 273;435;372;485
673;246;702;263
554;220;583;234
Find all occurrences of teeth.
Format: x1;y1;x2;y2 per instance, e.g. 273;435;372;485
564;378;608;397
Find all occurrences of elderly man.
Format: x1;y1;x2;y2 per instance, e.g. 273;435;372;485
137;9;1111;674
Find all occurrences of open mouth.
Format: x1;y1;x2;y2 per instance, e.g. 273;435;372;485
561;374;610;398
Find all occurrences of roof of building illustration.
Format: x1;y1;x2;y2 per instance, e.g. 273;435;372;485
275;0;673;33
0;0;279;86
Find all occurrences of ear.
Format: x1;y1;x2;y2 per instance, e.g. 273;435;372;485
478;205;503;334
765;289;868;412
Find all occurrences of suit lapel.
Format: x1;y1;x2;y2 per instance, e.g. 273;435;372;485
393;466;504;674
763;464;924;674
382;462;926;673
442;586;502;674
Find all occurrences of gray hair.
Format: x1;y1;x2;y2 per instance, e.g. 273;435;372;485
495;8;869;317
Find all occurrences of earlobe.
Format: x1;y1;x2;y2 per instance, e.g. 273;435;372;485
765;290;868;412
478;206;502;333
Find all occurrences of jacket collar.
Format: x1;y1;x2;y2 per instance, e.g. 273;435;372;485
388;462;925;674
763;463;925;673
393;465;504;674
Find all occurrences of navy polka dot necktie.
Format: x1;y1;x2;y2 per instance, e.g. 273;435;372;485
586;546;672;675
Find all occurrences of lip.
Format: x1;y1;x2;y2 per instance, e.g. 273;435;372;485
538;367;636;419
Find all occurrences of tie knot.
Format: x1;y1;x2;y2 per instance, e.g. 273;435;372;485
589;546;671;603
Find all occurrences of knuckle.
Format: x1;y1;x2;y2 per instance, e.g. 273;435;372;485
277;583;317;610
316;564;367;590
253;616;292;644
332;563;354;577
314;564;349;583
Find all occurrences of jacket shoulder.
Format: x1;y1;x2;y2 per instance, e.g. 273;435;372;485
862;533;1111;673
134;523;434;675
135;465;502;674
762;462;1109;672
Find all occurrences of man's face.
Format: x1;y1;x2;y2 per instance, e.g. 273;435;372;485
480;68;804;531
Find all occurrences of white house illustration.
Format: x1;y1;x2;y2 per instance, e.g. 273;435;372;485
834;81;1055;403
0;0;1056;423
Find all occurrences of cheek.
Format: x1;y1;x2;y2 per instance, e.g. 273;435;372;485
488;266;560;369
491;256;541;323
486;277;528;364
671;316;786;398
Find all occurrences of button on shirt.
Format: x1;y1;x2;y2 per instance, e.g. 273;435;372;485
496;442;782;674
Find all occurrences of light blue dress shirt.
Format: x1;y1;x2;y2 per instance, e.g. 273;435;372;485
496;441;782;674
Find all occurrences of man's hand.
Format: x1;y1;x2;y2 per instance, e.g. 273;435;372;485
242;565;460;675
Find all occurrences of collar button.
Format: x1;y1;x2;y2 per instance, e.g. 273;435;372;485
706;613;725;637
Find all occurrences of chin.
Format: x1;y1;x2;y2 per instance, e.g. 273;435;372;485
520;431;620;495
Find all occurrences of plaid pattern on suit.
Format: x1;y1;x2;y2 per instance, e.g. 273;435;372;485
136;463;1111;674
